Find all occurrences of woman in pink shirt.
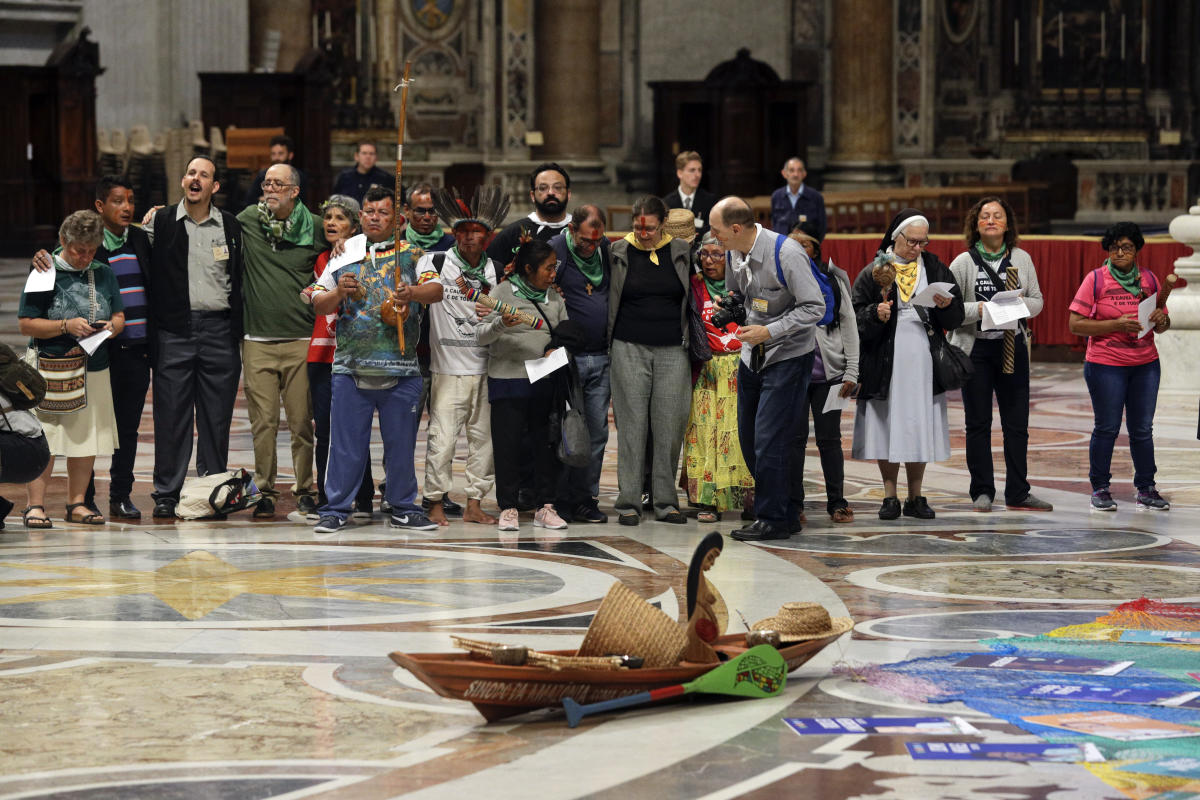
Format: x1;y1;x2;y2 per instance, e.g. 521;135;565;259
1067;222;1171;512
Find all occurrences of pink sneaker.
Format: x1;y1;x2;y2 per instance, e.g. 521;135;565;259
534;504;567;530
498;508;519;531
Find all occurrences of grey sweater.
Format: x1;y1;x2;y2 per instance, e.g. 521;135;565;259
476;280;568;380
813;264;860;383
947;246;1044;356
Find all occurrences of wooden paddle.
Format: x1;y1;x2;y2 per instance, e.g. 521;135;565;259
562;644;787;728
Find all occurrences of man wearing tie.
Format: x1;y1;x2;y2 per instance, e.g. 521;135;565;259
663;151;716;237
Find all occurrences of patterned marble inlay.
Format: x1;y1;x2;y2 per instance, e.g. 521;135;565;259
856;609;1109;642
774;528;1166;557
846;561;1200;603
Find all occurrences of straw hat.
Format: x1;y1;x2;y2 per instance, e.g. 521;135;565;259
663;207;698;243
752;602;853;642
578;581;688;668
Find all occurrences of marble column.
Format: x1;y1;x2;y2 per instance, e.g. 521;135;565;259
534;0;600;158
825;0;900;189
1156;202;1200;389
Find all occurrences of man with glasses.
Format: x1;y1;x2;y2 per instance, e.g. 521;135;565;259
486;163;572;269
235;162;325;518
243;134;308;209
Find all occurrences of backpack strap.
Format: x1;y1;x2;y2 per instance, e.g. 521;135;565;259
773;233;787;288
432;253;446;272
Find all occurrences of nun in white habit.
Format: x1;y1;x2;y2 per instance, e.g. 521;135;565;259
850;208;965;521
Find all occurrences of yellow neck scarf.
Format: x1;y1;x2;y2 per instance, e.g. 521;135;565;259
623;231;674;265
894;259;919;303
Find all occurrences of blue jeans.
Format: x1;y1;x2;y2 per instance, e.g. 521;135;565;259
738;351;814;527
321;374;422;520
559;353;611;507
1083;359;1160;491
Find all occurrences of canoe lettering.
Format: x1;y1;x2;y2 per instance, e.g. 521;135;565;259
464;680;638;704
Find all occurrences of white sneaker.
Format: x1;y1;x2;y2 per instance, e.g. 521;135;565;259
498;508;519;531
534;504;568;530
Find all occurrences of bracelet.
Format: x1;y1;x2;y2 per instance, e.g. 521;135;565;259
60;319;67;334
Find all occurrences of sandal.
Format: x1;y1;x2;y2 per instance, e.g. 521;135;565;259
697;508;721;523
831;506;855;523
22;505;54;529
65;502;105;525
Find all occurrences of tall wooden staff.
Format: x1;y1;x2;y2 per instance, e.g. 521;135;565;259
389;61;413;352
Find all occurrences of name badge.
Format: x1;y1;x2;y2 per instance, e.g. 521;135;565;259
752;297;769;313
212;244;229;260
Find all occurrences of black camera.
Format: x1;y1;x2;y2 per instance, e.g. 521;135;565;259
711;294;747;329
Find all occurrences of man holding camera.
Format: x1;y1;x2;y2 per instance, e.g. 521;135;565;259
708;197;827;541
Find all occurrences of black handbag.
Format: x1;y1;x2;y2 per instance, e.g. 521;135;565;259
555;356;591;468
915;306;974;392
687;287;713;363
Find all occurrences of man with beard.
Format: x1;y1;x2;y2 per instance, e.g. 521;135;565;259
145;156;245;518
236;163;326;519
243;135;308;209
309;186;440;533
548;205;612;523
485;163;572;269
419;187;511;526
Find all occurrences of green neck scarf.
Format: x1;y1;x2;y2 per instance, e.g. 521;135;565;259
975;240;1007;260
454;246;490;288
1106;258;1143;298
51;248;101;272
702;274;727;304
257;200;314;250
566;230;604;286
102;226;127;252
406;224;445;250
508;273;547;302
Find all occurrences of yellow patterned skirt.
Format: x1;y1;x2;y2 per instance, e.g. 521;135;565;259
684;352;754;511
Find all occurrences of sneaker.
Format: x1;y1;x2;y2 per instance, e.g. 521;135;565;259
498;508;520;531
1006;494;1053;512
1136;487;1170;510
972;495;993;512
1091;489;1117;512
534;504;568;530
253;497;276;519
314;515;348;533
297;494;319;521
389;511;439;531
902;496;936;519
572;501;608;524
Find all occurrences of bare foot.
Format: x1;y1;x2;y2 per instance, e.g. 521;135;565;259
463;499;497;525
427;501;450;527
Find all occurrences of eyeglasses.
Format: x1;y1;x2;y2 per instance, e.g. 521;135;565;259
261;180;294;190
698;250;724;261
410;206;436;217
899;232;930;248
1108;243;1137;255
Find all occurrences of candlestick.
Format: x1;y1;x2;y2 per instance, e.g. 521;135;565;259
1121;14;1126;61
1013;19;1019;66
1058;12;1063;58
1100;12;1105;58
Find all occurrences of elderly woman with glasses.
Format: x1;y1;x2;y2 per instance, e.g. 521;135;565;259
851;208;964;521
1068;221;1171;512
682;233;753;523
18;210;126;528
608;195;693;525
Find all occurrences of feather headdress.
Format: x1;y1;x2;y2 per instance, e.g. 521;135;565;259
430;185;511;232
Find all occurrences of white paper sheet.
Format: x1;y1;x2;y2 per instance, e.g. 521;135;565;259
525;346;568;383
23;266;56;294
1138;292;1158;338
822;387;850;414
327;233;368;272
77;328;112;355
981;289;1031;330
909;281;956;307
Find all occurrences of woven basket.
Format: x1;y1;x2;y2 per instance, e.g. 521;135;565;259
577;581;688;668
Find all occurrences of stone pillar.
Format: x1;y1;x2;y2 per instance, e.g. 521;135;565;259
534;0;600;158
249;0;310;73
1156;202;1200;389
824;0;900;190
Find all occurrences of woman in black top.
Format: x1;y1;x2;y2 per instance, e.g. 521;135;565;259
607;196;694;525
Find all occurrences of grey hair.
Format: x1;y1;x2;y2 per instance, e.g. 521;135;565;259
699;232;721;248
59;210;104;248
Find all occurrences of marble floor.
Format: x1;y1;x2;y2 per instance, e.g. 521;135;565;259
4;259;1200;799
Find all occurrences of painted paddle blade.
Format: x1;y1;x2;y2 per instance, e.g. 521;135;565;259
561;645;787;727
685;644;788;699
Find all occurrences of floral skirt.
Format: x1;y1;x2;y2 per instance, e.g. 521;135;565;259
684;353;754;511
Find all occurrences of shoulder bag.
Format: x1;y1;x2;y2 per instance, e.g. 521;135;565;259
914;305;973;392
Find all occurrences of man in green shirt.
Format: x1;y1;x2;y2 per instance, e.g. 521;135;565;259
236;163;326;518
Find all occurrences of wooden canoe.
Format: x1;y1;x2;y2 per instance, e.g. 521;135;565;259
389;632;844;722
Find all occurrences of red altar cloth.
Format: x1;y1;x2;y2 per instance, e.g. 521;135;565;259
822;235;1191;347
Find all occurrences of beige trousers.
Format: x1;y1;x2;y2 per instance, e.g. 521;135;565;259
423;372;493;500
241;339;314;498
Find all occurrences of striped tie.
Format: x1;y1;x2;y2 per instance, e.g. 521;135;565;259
1001;265;1019;374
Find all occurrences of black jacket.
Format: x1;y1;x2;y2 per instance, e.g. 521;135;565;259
663;187;716;235
150;204;244;345
852;250;965;401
